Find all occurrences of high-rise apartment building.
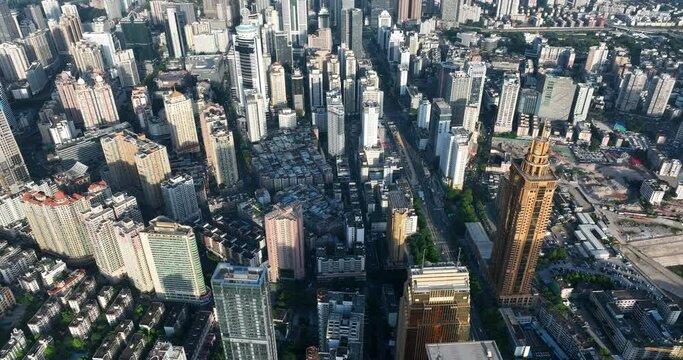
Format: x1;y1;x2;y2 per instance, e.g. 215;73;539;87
52;14;83;54
418;100;431;129
71;40;105;73
22;29;58;71
537;74;576;121
430;98;453;161
397;0;422;22
114;219;154;292
212;264;278;360
0;90;29;193
387;192;418;263
318;291;365;359
0;42;29;81
490;126;557;306
441;0;462;27
199;105;227;166
644;73;675;118
82;205;127;281
439;127;470;190
326;91;345;156
269;62;287;110
278;108;297;129
571;83;594;124
73;75;118;129
140;217;207;303
161;174;200;225
164;90;199;153
245;90;267;143
493;72;520;133
616;69;647;113
264;202;305;282
54;71;82;126
361;101;380;148
114;49;139;88
495;0;519;18
22;191;92;261
291;68;305;116
584;43;608;74
208;123;239;187
41;0;61;21
101;130;171;209
396;264;470;360
0;3;20;43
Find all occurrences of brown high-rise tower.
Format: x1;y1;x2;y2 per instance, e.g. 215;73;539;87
490;125;556;306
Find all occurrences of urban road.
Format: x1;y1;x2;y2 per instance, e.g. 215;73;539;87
365;37;488;341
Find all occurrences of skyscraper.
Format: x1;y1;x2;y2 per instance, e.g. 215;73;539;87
397;0;422;22
493;72;520;133
644;73;675;118
161;174;201;225
361;101;380;148
212;264;278;360
495;0;519;18
439;127;470;190
82;205;127;281
114;49;139;88
0;3;20;43
164;90;200;153
417;99;431;129
430;98;453;161
340;8;363;57
166;8;185;58
537;74;576;121
387;191;418;263
326;91;345;156
73;75;119;129
0;42;29;81
264;202;305;282
396;264;470;360
282;0;307;45
490;126;557;306
465;61;487;120
22;29;58;71
71;40;105;73
140;217;207;303
53;14;83;54
114;218;155;292
22;191;92;261
616;69;647;113
208;123;239;187
41;0;61;21
571;83;594;124
25;5;47;30
245;90;267;143
441;0;462;27
291;68;306;116
0;90;29;193
233;24;268;107
120;12;155;61
269;62;287;110
101;130;172;209
318;291;365;359
584;43;608;74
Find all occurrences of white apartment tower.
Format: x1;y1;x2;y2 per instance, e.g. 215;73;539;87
494;72;520;133
164;90;199;153
361;101;380;149
440;127;470;190
161;174;201;225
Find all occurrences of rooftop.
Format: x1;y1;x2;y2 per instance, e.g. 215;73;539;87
425;341;504;360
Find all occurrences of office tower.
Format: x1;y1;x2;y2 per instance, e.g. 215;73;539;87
203;0;220;18
115;219;154;292
441;0;461;27
22;191;92;261
361;101;380;148
245;91;267;143
120;13;154;61
164;90;200;153
318;6;330;28
377;9;392;29
644;74;675;118
495;0;519;18
571;83;593;124
309;67;324;109
343;78;357;116
71;40;105;73
537;74;576;121
22;29;58;71
0;3;19;43
417;99;431;129
439;127;470;190
212;264;278;360
517;88;539;115
0;93;29;193
269;62;287;110
0;42;29;81
264;203;305;282
616;69;647;113
318;291;365;359
140;217;207;302
494;72;520;133
166;8;185;58
278;108;297;129
327;92;345;156
397;0;422;22
208;123;239;187
340;8;363;57
103;0;123;19
282;0;307;45
41;0;61;21
25;5;47;30
292;68;305;116
233;24;268;107
490;126;557;306
387;191;418;263
101;130;172;209
430;98;452;160
82;205;127;281
114;49;139;88
585;43;608;73
396;264;470;360
161;174;200;224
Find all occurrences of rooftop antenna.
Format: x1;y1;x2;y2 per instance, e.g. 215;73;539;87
456;247;462;266
421;249;426;269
